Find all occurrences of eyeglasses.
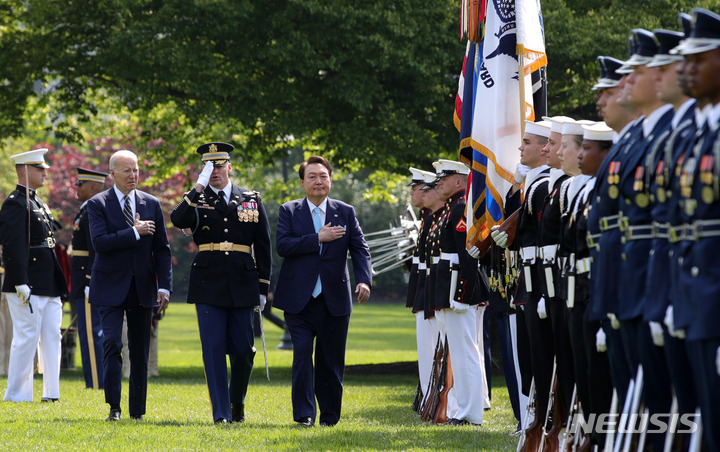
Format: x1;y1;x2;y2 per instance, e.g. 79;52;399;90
74;181;85;187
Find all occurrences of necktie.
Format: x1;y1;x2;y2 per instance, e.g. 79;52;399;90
312;207;322;298
123;195;134;227
217;190;227;210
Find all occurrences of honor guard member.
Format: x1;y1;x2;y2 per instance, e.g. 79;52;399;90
432;159;486;426
493;120;555;436
406;167;437;412
171;142;271;424
644;25;699;445
614;29;675;450
72;167;108;389
586;44;644;410
672;9;720;450
0;148;68;402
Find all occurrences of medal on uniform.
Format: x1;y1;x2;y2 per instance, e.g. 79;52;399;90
635;193;649;208
608;185;619;199
633;166;644;192
685;199;697;216
655;160;665;187
702;186;714;204
657;188;667;203
237;206;245;222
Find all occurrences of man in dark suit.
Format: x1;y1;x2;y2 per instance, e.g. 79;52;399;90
87;150;172;421
274;155;372;427
171;142;271;424
72;167;108;390
0;148;68;402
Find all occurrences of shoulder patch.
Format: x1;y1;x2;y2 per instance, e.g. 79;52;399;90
455;218;467;232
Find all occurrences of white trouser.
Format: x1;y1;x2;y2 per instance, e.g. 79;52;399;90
475;306;491;410
436;308;484;425
416;312;437;405
4;293;62;402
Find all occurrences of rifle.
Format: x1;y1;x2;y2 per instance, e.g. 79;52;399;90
432;336;452;425
411;380;423;414
539;359;560;452
471;207;520;258
559;385;577;452
517;378;536;452
621;365;644;452
420;333;443;421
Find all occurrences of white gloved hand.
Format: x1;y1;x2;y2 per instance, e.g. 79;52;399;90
450;300;471;312
537;297;547;319
649;321;665;347
15;284;30;303
84;286;90;300
259;294;267;311
467;245;481;259
716;346;720;377
608;313;620;330
491;225;508;248
664;305;686;339
196;161;215;188
514;163;530;184
596;327;607;353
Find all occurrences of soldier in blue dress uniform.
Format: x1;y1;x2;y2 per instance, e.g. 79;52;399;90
71;167;108;389
171;142;271;424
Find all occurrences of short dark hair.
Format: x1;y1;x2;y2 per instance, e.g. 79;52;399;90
299;156;332;179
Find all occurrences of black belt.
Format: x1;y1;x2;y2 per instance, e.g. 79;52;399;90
29;237;56;249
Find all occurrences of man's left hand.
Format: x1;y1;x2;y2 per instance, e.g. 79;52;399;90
355;283;370;304
259;294;267;311
157;291;170;313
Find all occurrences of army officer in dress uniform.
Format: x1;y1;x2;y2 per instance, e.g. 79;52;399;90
171;142;271;424
72;167;108;390
0;148;68;402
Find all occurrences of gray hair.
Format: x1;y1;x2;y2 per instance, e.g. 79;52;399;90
109;150;138;170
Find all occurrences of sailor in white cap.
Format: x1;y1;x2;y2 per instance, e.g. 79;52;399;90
0;148;68;402
430;159;487;426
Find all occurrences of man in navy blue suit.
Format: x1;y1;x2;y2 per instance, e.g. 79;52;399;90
274;155;372;427
87;150;172;421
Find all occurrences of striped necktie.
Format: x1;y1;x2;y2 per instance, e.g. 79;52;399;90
123;195;134;227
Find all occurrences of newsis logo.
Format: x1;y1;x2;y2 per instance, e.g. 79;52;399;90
571;412;699;434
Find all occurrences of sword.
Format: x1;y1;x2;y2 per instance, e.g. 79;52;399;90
254;306;270;380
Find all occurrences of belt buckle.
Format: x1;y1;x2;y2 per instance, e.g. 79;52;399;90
693;221;703;241
47;237;56;248
218;241;233;251
599;217;608;231
619;216;629;232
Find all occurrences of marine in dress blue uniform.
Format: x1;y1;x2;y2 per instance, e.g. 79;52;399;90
171;143;271;424
71;167;108;389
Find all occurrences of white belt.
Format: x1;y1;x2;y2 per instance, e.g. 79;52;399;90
432;256;440;264
440;252;459;264
412;257;420;265
520;246;537;264
576;258;592;275
418;263;427;271
540;245;557;264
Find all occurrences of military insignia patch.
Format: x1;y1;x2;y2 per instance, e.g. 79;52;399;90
455;218;467;232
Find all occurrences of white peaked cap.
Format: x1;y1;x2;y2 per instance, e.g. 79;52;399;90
10;148;50;168
432;159;470;177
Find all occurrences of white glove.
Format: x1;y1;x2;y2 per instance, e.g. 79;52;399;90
716;346;720;377
664;305;686;339
196;161;215;188
491;225;508;248
450;300;471;312
608;313;620;330
514;163;530;184
467;245;481;259
84;286;90;300
537;297;547;319
649;321;665;347
259;294;267;311
15;284;30;303
596;327;607;353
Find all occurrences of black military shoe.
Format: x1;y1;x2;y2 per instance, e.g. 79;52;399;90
232;403;245;423
296;416;314;427
106;408;121;421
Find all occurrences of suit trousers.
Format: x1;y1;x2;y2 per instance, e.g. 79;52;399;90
435;308;484;425
416;312;437;407
4;293;62;401
75;297;104;389
686;338;720;452
196;303;255;422
284;294;350;424
98;279;152;417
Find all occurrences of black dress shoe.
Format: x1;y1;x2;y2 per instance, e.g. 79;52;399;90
41;397;59;402
319;421;337;427
214;418;230;424
130;414;143;420
106;408;121;421
296;416;314;427
231;403;245;423
447;418;481;427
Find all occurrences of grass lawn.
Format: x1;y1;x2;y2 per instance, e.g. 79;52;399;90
0;301;518;451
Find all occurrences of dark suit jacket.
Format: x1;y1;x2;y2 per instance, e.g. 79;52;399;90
273;197;372;316
70;203;95;302
87;188;172;307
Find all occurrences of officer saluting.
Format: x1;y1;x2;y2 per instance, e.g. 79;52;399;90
171;142;271;424
0;148;68;402
71;167;108;390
